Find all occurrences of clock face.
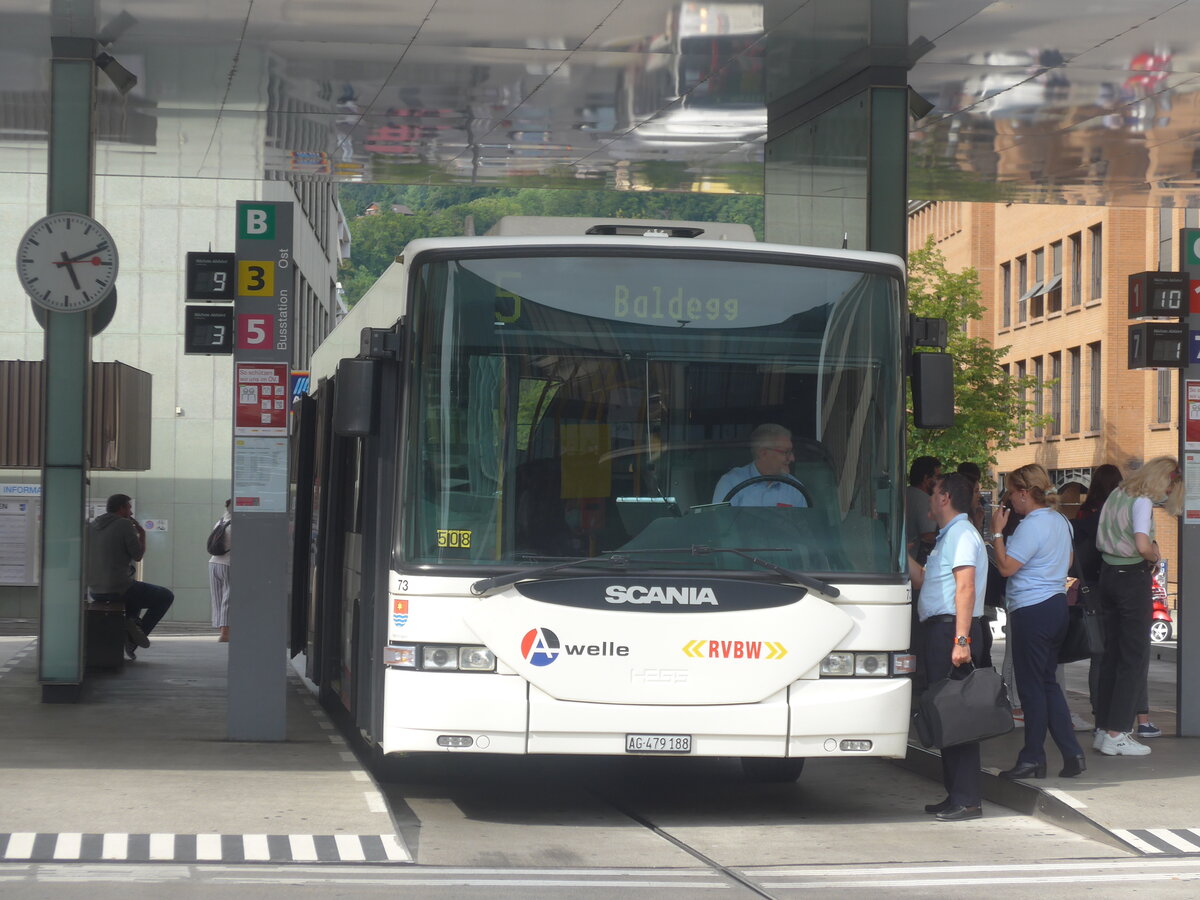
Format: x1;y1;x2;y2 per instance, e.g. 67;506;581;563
16;212;119;312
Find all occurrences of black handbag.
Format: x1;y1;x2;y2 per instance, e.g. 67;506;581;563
913;665;1014;749
1059;564;1104;664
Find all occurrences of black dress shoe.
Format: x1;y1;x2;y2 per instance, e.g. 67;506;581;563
998;760;1046;780
924;797;953;814
935;805;982;821
1059;754;1086;777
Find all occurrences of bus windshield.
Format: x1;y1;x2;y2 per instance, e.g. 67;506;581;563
400;249;905;578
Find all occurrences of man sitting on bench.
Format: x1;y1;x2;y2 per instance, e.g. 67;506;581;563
86;493;175;661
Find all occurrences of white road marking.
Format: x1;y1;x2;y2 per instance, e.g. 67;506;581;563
1149;828;1200;853
1112;828;1167;853
364;792;388;813
242;834;271;861
380;834;411;862
333;834;365;862
52;833;80;860
351;770;369;781
149;833;175;860
195;834;223;861
100;833;127;860
1041;787;1086;808
287;834;319;862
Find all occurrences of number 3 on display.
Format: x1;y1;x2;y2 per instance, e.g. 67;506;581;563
238;260;274;296
237;314;273;349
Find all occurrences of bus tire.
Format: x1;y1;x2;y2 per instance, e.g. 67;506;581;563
741;757;805;782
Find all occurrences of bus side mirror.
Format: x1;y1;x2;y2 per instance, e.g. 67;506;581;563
911;352;954;429
332;358;379;436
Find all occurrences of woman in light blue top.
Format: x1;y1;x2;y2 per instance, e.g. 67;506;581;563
990;463;1085;780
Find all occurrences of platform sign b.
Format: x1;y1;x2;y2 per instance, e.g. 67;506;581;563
238;204;276;240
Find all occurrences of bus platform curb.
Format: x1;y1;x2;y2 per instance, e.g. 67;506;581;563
893;743;1133;854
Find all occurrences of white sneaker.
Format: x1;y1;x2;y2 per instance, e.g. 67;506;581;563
1071;712;1094;731
1092;729;1106;750
1098;732;1151;757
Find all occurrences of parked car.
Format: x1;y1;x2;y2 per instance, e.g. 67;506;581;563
1151;597;1174;644
1151;562;1173;643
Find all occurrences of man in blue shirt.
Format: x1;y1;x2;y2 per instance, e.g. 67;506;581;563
908;472;988;821
712;424;809;507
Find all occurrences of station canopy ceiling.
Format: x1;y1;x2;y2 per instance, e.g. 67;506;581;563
5;1;1199;205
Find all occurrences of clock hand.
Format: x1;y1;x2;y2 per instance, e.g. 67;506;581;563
53;245;109;265
59;251;81;290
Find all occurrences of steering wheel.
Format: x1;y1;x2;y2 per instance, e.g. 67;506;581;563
722;474;812;507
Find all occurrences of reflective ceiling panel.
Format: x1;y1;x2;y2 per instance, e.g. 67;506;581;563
1;1;1199;204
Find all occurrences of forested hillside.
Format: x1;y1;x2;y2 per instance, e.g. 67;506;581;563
336;184;764;307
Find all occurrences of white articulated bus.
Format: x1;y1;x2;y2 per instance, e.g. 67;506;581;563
291;217;950;781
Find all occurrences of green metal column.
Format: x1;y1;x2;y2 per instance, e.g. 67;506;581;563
866;84;910;258
38;38;96;702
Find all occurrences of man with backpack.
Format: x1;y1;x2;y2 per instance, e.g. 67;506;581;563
208;500;232;642
86;493;175;660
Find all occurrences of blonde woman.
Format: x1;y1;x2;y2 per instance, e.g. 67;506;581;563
1093;457;1182;757
990;464;1084;779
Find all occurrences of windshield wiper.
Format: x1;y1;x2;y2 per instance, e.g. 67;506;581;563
470;554;634;596
649;545;841;599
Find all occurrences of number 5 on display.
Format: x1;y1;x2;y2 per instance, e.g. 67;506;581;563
237;314;273;349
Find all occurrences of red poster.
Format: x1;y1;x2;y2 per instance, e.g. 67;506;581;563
235;362;290;436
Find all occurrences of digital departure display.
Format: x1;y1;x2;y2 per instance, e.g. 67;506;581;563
186;252;237;301
185;305;235;355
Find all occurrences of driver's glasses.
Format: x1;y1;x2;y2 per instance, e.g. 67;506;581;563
766;446;795;458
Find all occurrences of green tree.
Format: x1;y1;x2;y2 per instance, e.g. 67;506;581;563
906;238;1046;480
338;185;765;306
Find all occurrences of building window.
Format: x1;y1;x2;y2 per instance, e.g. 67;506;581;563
1089;224;1103;300
1033;356;1044;439
1001;262;1011;328
1158;369;1172;424
1050;352;1062;435
1069;346;1081;433
1069;232;1082;306
1017;360;1028;437
1047;241;1063;313
1017;255;1028;323
1088;342;1102;431
1030;248;1045;318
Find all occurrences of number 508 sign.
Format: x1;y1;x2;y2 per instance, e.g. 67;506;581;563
237;313;274;350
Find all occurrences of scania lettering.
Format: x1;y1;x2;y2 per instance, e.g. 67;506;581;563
605;585;718;606
291;215;947;783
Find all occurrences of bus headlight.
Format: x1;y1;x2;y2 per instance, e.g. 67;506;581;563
820;653;854;676
422;646;459;670
819;651;913;677
459;646;496;671
854;653;889;677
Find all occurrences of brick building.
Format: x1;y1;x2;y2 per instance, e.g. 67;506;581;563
909;201;1189;601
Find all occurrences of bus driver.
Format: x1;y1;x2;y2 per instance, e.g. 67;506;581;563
712;424;810;508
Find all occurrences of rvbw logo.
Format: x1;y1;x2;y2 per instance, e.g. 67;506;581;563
521;627;561;667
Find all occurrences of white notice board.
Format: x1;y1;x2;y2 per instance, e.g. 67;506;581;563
0;497;40;585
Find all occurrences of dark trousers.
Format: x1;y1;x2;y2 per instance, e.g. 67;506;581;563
1011;594;1082;765
93;581;175;636
921;617;984;808
1095;561;1152;733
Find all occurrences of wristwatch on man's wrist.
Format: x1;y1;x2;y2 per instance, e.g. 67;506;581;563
954;635;971;646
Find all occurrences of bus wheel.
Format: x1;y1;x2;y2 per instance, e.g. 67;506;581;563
741;757;805;782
